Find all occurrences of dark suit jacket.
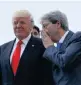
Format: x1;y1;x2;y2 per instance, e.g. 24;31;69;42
43;31;81;85
0;36;54;85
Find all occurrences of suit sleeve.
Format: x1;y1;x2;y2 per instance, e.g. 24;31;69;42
43;33;81;69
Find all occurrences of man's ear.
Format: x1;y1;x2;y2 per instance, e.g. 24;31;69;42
56;21;61;28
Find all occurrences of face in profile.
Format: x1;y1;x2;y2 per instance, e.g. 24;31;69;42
41;20;60;42
12;17;32;40
32;29;40;38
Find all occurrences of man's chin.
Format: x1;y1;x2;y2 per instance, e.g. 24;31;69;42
15;34;25;40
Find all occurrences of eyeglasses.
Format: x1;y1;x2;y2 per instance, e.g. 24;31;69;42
42;22;52;29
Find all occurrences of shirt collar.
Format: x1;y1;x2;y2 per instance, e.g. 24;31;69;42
15;33;31;46
59;30;69;43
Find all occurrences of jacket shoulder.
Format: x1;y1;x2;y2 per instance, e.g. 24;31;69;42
74;31;81;38
0;40;14;50
70;31;81;42
31;36;45;51
32;36;43;45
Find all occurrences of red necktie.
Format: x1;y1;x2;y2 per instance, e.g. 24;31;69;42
11;40;23;75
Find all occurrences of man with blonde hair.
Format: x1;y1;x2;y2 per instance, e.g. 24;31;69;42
0;10;54;85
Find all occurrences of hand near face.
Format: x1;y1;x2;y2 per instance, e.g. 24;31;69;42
41;29;54;48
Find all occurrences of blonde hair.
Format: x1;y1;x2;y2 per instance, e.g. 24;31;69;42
13;10;34;26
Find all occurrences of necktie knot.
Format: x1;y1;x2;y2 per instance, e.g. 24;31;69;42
57;42;62;49
17;40;23;46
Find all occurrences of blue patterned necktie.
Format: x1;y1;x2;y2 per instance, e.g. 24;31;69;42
57;42;62;49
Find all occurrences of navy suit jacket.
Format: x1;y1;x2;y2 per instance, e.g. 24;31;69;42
43;31;81;85
0;36;54;85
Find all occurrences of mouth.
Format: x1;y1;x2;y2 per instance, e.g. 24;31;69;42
16;28;24;32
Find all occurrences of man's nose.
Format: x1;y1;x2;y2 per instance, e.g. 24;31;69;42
17;23;21;27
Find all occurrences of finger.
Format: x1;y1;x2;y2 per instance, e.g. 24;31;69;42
41;30;48;38
41;30;46;38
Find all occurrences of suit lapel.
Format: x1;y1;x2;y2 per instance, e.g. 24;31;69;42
53;31;74;69
19;36;35;62
15;36;36;76
60;31;74;50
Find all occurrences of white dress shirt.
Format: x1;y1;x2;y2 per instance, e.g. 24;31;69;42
54;31;69;47
10;34;31;63
59;31;69;43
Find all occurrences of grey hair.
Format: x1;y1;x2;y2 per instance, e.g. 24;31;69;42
41;10;69;31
